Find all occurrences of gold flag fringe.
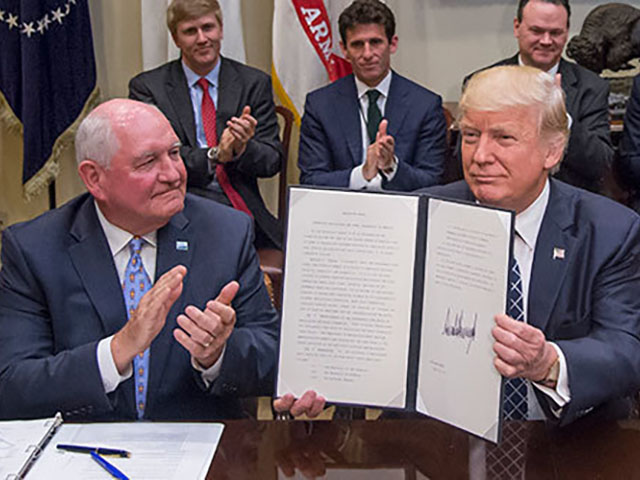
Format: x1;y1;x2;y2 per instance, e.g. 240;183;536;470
21;86;101;201
0;89;23;135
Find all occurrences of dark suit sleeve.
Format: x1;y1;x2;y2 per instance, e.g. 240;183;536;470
0;229;112;420
560;77;613;192
382;95;447;191
621;76;640;186
209;219;279;398
553;217;640;426
227;75;283;180
298;92;353;187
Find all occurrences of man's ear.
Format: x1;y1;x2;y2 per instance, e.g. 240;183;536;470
389;35;398;54
543;136;565;172
339;40;349;61
77;160;107;201
513;17;521;39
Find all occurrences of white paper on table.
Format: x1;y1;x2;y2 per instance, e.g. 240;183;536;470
277;188;419;409
0;414;61;479
416;198;511;443
28;422;224;480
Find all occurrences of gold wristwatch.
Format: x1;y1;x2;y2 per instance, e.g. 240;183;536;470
540;357;560;388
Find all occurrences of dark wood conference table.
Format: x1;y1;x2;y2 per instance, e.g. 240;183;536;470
206;417;640;479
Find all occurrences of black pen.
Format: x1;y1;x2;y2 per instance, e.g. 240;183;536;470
57;443;131;457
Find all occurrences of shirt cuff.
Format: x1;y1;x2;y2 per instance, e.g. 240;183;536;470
379;156;399;182
349;164;383;191
191;345;226;388
97;336;132;394
532;342;571;414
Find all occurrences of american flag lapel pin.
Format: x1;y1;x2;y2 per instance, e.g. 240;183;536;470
553;247;565;260
176;240;189;251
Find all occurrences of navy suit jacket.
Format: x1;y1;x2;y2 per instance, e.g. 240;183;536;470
425;179;640;425
621;75;640;190
129;57;283;249
464;56;613;193
298;72;447;191
0;194;279;421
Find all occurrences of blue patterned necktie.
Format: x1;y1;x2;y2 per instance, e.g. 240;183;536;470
504;257;528;420
485;258;530;479
122;236;152;419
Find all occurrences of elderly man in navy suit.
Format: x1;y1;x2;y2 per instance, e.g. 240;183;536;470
298;0;447;192
429;65;640;425
0;99;279;421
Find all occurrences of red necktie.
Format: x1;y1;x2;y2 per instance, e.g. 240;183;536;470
197;77;252;217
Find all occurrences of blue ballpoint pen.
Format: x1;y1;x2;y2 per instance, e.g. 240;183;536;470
90;451;130;480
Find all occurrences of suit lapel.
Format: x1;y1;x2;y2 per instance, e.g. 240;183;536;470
559;59;578;113
217;57;242;139
68;197;128;335
384;72;409;140
337;75;364;167
505;54;519;66
148;209;193;395
166;60;198;147
527;181;576;332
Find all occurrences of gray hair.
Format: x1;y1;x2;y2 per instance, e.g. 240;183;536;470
75;100;168;168
75;107;120;168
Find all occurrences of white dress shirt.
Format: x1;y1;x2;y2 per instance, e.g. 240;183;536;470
511;179;571;419
349;71;399;190
94;202;223;393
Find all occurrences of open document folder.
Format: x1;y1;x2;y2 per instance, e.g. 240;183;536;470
276;187;515;443
1;414;224;479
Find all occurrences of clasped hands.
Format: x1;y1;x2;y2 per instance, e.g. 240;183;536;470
363;119;395;181
111;265;238;374
217;105;257;163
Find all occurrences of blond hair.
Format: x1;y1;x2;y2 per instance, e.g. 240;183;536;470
460;65;569;149
167;0;222;35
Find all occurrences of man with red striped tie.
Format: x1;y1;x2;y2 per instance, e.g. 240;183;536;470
129;0;283;249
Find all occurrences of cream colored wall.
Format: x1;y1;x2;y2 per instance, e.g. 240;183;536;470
0;0;610;230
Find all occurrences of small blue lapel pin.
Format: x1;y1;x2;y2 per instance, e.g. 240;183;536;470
176;240;189;251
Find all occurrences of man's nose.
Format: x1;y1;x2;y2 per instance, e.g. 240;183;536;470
196;28;207;43
471;135;495;165
159;156;183;183
539;32;553;45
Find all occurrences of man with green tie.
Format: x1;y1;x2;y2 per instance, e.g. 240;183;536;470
298;0;447;192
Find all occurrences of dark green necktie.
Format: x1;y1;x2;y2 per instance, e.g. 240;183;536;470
366;89;382;144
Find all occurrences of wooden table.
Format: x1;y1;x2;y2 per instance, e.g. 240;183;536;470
206;417;640;479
